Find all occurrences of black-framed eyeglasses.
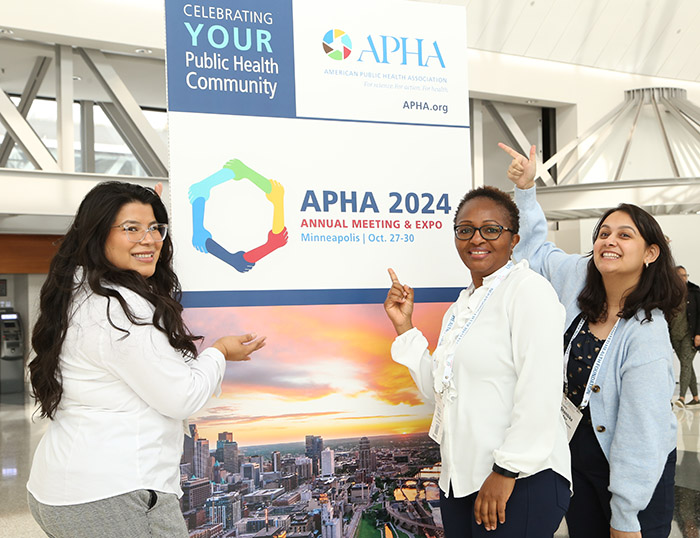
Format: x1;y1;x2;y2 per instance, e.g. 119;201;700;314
112;223;169;243
453;224;514;241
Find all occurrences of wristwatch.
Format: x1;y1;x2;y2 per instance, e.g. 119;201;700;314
492;463;519;478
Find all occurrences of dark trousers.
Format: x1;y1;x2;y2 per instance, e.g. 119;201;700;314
566;421;676;538
439;469;570;538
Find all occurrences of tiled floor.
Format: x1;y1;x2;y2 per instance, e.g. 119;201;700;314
0;392;47;537
2;390;699;538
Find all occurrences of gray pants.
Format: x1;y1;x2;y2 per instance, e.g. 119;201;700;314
27;490;188;538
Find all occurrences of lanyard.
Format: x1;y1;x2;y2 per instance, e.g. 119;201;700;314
563;316;620;410
436;261;514;393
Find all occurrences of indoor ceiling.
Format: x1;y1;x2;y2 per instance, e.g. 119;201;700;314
1;0;700;106
3;0;700;233
2;0;700;84
441;0;700;82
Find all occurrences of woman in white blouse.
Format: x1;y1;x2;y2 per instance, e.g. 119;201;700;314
385;186;571;537
26;182;265;538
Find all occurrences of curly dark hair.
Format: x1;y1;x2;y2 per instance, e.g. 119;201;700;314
29;181;202;419
577;203;685;323
453;186;520;233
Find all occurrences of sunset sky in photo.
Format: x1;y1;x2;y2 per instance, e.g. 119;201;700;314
183;302;449;447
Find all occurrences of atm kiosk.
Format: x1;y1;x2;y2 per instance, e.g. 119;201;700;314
0;309;25;394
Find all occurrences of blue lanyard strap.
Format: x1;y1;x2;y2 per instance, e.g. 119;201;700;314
436;261;514;393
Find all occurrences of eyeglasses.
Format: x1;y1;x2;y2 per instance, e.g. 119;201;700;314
453;224;514;241
112;223;169;243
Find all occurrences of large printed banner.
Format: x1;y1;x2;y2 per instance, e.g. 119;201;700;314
165;0;469;532
166;0;471;307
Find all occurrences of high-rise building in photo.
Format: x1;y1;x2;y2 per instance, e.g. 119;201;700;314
182;423;198;467
305;435;323;475
194;438;211;480
250;454;265;471
205;491;241;531
241;462;261;488
358;436;371;470
295;456;313;480
272;450;281;472
215;431;234;463
222;440;239;474
181;477;212;512
320;494;342;538
321;447;335;477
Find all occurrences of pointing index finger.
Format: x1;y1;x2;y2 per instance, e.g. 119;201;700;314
387;268;401;285
497;142;524;161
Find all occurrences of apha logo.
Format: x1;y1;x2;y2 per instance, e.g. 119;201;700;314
322;29;445;68
322;29;352;61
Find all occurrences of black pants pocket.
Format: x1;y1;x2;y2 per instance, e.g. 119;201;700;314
147;490;158;510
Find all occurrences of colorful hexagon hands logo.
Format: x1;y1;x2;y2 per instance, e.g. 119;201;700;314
188;159;288;273
322;29;352;60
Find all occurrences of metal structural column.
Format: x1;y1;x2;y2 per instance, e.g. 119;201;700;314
80;100;95;173
470;99;484;189
55;45;75;172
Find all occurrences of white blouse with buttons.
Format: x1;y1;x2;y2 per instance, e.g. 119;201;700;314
27;280;226;505
391;260;572;497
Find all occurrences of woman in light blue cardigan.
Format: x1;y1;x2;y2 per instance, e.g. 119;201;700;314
499;144;684;538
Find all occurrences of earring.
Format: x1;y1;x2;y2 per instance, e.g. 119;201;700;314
645;261;649;269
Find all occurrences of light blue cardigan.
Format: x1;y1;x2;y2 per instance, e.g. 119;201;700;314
513;186;677;533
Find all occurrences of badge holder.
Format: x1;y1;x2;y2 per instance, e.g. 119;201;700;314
561;394;582;442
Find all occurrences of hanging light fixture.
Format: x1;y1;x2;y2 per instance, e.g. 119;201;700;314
533;88;700;220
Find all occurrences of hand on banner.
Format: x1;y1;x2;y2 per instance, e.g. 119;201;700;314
384;268;414;336
498;143;537;190
212;333;266;362
224;159;272;193
474;472;515;531
205;239;255;273
189;181;213;203
192;226;212;252
266;180;285;205
243;228;288;264
189;168;234;203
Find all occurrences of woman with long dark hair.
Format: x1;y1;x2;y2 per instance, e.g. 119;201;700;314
26;181;265;537
500;144;684;538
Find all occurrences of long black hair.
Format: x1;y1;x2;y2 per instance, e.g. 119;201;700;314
577;203;685;323
29;181;201;419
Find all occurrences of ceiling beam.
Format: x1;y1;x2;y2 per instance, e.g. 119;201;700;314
0;55;51;166
0;89;59;171
77;47;168;175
